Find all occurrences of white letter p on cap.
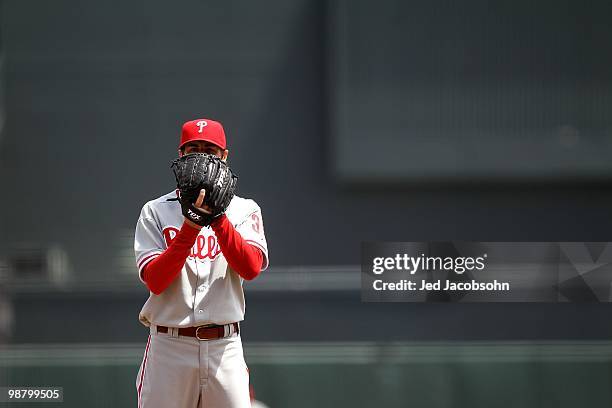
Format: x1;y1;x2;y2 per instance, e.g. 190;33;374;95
196;120;208;133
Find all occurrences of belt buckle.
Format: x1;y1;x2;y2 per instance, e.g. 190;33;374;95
195;325;215;341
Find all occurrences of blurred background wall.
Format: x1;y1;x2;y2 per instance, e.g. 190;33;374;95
1;0;612;407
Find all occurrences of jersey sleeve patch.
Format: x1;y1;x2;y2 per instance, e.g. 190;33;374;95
235;207;269;271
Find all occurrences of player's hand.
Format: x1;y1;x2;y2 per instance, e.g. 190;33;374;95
184;189;212;229
194;189;213;214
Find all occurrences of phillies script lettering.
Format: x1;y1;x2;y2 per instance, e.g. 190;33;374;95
162;227;222;260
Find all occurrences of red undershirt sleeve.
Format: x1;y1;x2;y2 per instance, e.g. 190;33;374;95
210;214;264;281
142;221;200;295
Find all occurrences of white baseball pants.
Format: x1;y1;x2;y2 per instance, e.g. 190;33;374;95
136;328;251;408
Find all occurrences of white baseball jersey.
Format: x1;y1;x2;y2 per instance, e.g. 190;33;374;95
134;191;269;328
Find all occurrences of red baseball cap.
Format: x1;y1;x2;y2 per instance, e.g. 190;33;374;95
179;118;227;150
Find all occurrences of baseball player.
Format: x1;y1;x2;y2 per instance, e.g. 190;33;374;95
134;118;269;407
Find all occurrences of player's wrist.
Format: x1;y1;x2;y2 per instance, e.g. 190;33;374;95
183;218;204;231
209;213;228;230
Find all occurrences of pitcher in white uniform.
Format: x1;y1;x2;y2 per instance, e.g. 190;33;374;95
134;118;269;408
